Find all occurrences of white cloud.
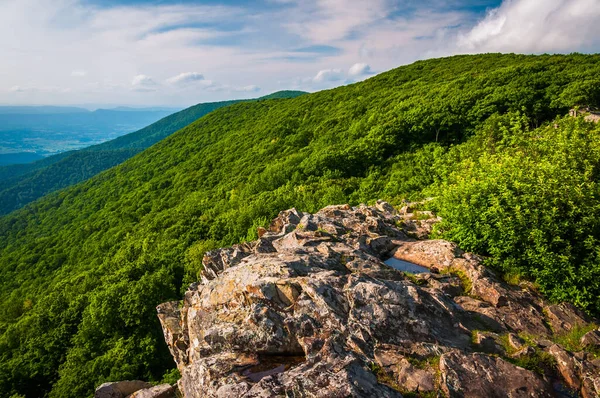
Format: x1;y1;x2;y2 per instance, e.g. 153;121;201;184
9;85;71;94
166;72;205;85
0;0;599;106
131;74;158;91
348;63;371;76
457;0;600;53
71;70;87;77
313;68;343;83
281;0;391;43
236;85;261;92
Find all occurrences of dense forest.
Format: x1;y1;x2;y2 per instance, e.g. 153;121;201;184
1;54;600;398
0;91;305;215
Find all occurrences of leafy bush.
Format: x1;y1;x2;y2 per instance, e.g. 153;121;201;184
432;115;600;313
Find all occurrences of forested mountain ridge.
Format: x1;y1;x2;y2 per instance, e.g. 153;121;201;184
1;53;599;398
0;91;306;215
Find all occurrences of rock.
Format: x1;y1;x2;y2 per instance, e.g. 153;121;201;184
392;239;463;269
395;358;436;393
269;208;303;234
547;343;600;398
256;227;267;238
253;238;276;254
156;302;188;367
507;333;525;351
147;203;599;397
471;277;509;307
200;243;253;281
439;352;553;397
127;384;176;398
549;344;581;391
472;331;505;355
544;303;589;334
375;200;396;215
580;329;600;348
95;381;151;398
510;346;535;358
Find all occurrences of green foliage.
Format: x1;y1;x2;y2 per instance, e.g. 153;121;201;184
432;115;600;313
0;54;599;397
552;323;599;354
508;349;557;375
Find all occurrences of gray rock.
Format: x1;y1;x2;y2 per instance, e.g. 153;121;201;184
127;384;175;398
544;303;589;334
580;329;600;348
95;381;151;398
440;352;553;397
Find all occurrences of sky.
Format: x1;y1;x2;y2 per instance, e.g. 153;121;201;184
1;0;599;108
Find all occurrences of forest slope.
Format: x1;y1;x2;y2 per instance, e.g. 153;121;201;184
0;91;305;215
0;54;599;398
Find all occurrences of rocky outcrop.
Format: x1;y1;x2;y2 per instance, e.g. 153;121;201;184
154;201;599;397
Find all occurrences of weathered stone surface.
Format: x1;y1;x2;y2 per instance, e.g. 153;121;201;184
95;381;151;398
148;202;599;397
549;344;582;391
507;333;525;351
395;358;436;393
472;331;505;355
547;344;600;398
127;384;176;398
581;329;600;348
544;303;589;334
439;352;553;397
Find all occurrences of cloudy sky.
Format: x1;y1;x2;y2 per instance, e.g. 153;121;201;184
1;0;599;107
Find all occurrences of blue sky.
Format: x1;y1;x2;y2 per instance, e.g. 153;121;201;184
1;0;598;107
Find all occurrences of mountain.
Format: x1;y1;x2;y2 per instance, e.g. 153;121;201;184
0;53;599;398
0;152;45;166
0;91;306;215
0;108;176;166
103;106;181;113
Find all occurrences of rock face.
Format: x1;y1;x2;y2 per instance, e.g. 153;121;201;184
155;201;599;397
128;384;176;398
95;381;151;398
440;352;553;398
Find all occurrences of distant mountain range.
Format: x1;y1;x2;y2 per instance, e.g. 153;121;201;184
0;105;181;114
0;108;178;163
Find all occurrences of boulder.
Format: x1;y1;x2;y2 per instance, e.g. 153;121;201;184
580;329;600;348
544;303;589;334
127;384;176;398
95;381;151;398
549;344;581;391
439;352;553;397
395;358;436;393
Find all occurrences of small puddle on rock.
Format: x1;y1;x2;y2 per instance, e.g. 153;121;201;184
384;257;430;274
241;355;305;383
